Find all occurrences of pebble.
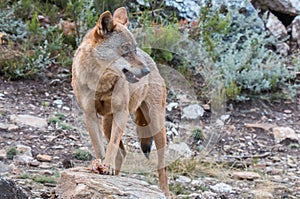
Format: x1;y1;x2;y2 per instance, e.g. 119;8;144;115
232;171;260;180
39;162;52;169
210;182;234;193
62;106;70;111
166;102;179;111
181;104;204;119
39;170;54;175
176;175;191;184
52;145;64;149
36;154;52;162
167;142;192;158
283;109;292;114
220;114;230;122
202;104;210;110
53;99;63;105
251;190;274;199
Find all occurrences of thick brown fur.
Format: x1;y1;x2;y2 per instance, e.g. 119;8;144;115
71;7;170;196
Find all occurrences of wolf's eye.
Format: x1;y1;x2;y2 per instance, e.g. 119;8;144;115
122;45;130;52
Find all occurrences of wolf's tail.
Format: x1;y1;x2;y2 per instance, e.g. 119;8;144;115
140;137;153;159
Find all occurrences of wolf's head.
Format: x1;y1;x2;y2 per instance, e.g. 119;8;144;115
93;7;150;83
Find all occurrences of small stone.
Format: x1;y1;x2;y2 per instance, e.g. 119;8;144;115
276;43;290;56
68;135;78;141
29;161;40;167
171;127;178;136
53;99;63;105
232;171;260;180
191;179;202;186
215;119;224;127
52;145;64;149
272;127;299;143
39;162;52;169
287;162;297;168
176;175;191;184
37;154;52;162
182;104;204;119
251;190;274;199
210;182;233;193
167;142;192;158
39;170;54;175
62;106;70;111
220;114;230;122
166;130;173;136
166;102;179;111
269;156;281;162
202;104;210;110
283;109;292;114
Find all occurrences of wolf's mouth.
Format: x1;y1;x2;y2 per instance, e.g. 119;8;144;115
122;68;141;83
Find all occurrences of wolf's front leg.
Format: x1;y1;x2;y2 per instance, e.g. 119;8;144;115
84;111;106;160
102;111;128;175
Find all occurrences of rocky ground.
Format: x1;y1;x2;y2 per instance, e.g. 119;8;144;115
0;74;299;199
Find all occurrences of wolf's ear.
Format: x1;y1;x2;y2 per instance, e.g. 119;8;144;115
113;7;129;27
96;11;115;37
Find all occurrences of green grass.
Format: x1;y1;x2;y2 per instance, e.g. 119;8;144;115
74;149;92;161
33;175;57;184
6;147;19;159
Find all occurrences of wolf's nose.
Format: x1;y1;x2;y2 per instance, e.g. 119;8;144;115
141;67;150;75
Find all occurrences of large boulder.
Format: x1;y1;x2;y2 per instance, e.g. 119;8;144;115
292;15;300;46
253;0;300;16
0;177;29;199
55;167;165;199
266;12;288;39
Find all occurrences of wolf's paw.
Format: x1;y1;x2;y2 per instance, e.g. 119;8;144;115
91;159;105;174
91;159;115;175
102;164;115;175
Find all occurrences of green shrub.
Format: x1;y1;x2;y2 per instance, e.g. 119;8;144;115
192;128;204;141
170;183;190;195
6;147;19;159
196;3;292;100
33;175;56;184
74;149;92;161
0;5;28;41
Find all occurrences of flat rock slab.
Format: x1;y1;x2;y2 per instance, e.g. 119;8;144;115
56;167;165;199
10;114;47;129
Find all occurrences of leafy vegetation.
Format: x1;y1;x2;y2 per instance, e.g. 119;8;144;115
133;1;297;101
192;128;204;141
74;148;92;161
33;175;57;184
0;0;298;101
49;112;75;130
6;147;19;159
